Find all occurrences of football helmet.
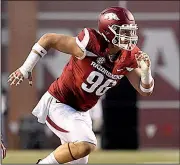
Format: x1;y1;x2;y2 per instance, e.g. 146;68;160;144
98;7;138;51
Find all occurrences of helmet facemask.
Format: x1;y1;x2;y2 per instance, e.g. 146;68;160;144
109;24;138;51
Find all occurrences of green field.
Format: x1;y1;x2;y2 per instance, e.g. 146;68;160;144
2;149;179;164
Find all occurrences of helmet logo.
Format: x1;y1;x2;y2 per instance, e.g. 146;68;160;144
104;13;120;20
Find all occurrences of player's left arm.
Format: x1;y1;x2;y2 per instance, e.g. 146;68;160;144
126;51;154;96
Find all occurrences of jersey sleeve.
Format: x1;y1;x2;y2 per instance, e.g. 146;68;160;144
75;28;90;60
76;28;99;60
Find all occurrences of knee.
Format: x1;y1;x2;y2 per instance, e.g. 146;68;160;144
73;155;89;164
80;141;96;155
53;141;96;163
72;141;96;159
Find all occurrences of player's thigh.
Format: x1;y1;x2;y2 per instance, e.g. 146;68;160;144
46;122;91;164
46;100;97;146
68;119;97;146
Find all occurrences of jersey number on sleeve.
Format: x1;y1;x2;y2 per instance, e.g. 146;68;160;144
81;71;117;96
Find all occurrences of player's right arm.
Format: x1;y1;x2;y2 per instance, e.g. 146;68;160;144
38;33;84;58
8;33;85;86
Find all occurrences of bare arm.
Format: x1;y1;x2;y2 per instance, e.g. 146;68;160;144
37;33;84;59
126;68;153;96
8;33;84;86
126;51;154;96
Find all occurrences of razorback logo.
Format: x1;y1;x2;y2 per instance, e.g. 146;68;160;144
104;13;120;20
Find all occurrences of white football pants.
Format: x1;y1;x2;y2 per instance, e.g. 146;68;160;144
32;91;97;164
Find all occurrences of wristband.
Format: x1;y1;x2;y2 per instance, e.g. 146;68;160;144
32;43;47;57
140;80;154;93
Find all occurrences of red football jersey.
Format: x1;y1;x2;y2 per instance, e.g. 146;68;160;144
48;28;140;111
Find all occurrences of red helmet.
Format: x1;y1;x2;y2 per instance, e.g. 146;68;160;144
98;7;138;51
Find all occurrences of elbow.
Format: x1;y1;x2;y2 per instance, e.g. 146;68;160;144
41;33;53;41
39;33;58;48
42;33;57;39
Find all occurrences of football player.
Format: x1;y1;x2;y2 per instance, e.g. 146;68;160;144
8;7;154;164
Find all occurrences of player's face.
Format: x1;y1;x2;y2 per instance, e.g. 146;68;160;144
110;24;138;51
119;29;138;50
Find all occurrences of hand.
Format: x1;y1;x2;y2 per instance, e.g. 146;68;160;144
8;69;33;86
1;140;6;159
135;51;151;70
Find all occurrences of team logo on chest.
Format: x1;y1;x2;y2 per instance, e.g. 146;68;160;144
96;57;106;65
